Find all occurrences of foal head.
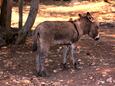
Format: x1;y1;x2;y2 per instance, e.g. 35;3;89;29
78;12;100;41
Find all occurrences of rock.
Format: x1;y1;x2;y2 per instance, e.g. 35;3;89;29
53;70;57;73
106;77;113;83
97;80;105;85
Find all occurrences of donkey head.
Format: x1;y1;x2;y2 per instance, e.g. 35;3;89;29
88;22;100;41
78;12;100;41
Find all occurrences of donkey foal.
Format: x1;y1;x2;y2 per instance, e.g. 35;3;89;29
32;12;100;77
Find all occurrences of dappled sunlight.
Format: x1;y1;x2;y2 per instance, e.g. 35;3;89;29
99;13;115;22
11;1;115;29
0;0;115;86
104;34;115;38
96;67;115;76
32;16;69;29
100;32;115;38
45;2;108;13
11;6;30;28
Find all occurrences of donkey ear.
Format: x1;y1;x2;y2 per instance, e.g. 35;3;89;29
86;12;91;16
74;19;77;22
69;18;73;21
78;14;82;17
86;12;94;21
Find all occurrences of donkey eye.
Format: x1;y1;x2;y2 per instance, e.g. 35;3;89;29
95;26;99;29
88;17;91;19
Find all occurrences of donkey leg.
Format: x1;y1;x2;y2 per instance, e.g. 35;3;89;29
61;46;70;69
36;53;41;75
36;44;49;77
71;43;80;70
38;51;48;77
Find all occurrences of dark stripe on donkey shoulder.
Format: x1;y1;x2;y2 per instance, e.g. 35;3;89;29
69;21;79;40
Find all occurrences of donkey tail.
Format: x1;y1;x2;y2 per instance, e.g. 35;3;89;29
32;29;40;52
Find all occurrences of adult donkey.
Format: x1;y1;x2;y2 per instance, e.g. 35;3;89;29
32;12;100;77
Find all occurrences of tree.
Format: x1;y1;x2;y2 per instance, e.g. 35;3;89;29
16;0;39;44
104;0;115;4
0;0;39;47
19;0;23;30
0;0;12;29
0;0;14;46
0;0;3;8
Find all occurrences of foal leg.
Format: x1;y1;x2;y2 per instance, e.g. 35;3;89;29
36;51;47;77
61;46;70;69
71;43;80;70
36;43;49;77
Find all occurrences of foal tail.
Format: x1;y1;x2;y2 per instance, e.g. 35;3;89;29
32;29;40;52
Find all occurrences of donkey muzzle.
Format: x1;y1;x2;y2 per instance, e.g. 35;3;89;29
94;34;100;41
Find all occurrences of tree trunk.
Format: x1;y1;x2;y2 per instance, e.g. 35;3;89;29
0;0;7;27
16;0;39;44
19;0;23;29
104;0;115;4
0;0;17;47
0;0;12;29
6;0;12;29
0;0;3;8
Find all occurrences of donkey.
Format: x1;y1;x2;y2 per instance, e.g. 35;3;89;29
32;12;100;77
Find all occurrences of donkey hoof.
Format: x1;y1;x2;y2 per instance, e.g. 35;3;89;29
60;63;68;70
37;71;48;77
74;62;81;70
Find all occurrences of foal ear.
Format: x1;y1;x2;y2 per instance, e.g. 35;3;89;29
86;12;94;21
78;14;82;17
74;19;77;22
69;18;73;21
86;12;91;16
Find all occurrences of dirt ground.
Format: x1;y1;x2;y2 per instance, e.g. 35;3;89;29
0;1;115;86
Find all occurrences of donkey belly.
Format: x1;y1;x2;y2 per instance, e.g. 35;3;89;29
53;40;71;45
53;33;73;45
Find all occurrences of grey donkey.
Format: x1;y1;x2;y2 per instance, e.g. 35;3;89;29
32;12;100;77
